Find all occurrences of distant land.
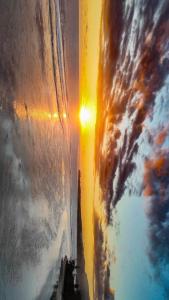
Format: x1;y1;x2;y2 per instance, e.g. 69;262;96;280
77;171;90;300
50;171;89;300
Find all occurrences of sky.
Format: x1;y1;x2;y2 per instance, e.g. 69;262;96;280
110;75;169;300
79;0;102;299
92;1;169;299
80;1;169;300
1;1;169;299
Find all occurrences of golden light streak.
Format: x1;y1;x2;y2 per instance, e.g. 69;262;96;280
53;112;58;119
80;1;102;299
14;103;60;122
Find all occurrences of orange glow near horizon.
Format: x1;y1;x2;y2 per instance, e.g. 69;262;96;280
80;1;102;299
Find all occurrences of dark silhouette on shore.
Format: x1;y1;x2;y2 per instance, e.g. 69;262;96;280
77;171;90;300
50;170;89;299
50;257;81;300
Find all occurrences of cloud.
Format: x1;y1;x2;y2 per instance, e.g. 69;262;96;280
96;0;169;226
143;145;169;289
155;127;169;145
94;1;169;297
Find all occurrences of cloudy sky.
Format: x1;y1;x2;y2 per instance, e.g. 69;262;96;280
93;1;169;299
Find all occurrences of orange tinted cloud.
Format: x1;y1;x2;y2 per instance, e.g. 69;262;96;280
155;128;168;145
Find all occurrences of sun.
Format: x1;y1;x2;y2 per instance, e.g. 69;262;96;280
80;106;91;127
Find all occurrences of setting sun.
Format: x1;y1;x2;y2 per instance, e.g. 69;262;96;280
80;106;91;126
80;105;96;128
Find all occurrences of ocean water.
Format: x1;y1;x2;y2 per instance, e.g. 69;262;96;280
0;1;73;299
95;1;169;299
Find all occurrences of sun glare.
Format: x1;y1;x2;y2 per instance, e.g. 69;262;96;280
80;105;96;128
80;106;91;126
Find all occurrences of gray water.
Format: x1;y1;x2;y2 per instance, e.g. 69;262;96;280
0;1;74;299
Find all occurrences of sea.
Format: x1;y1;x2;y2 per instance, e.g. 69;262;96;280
0;1;78;299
